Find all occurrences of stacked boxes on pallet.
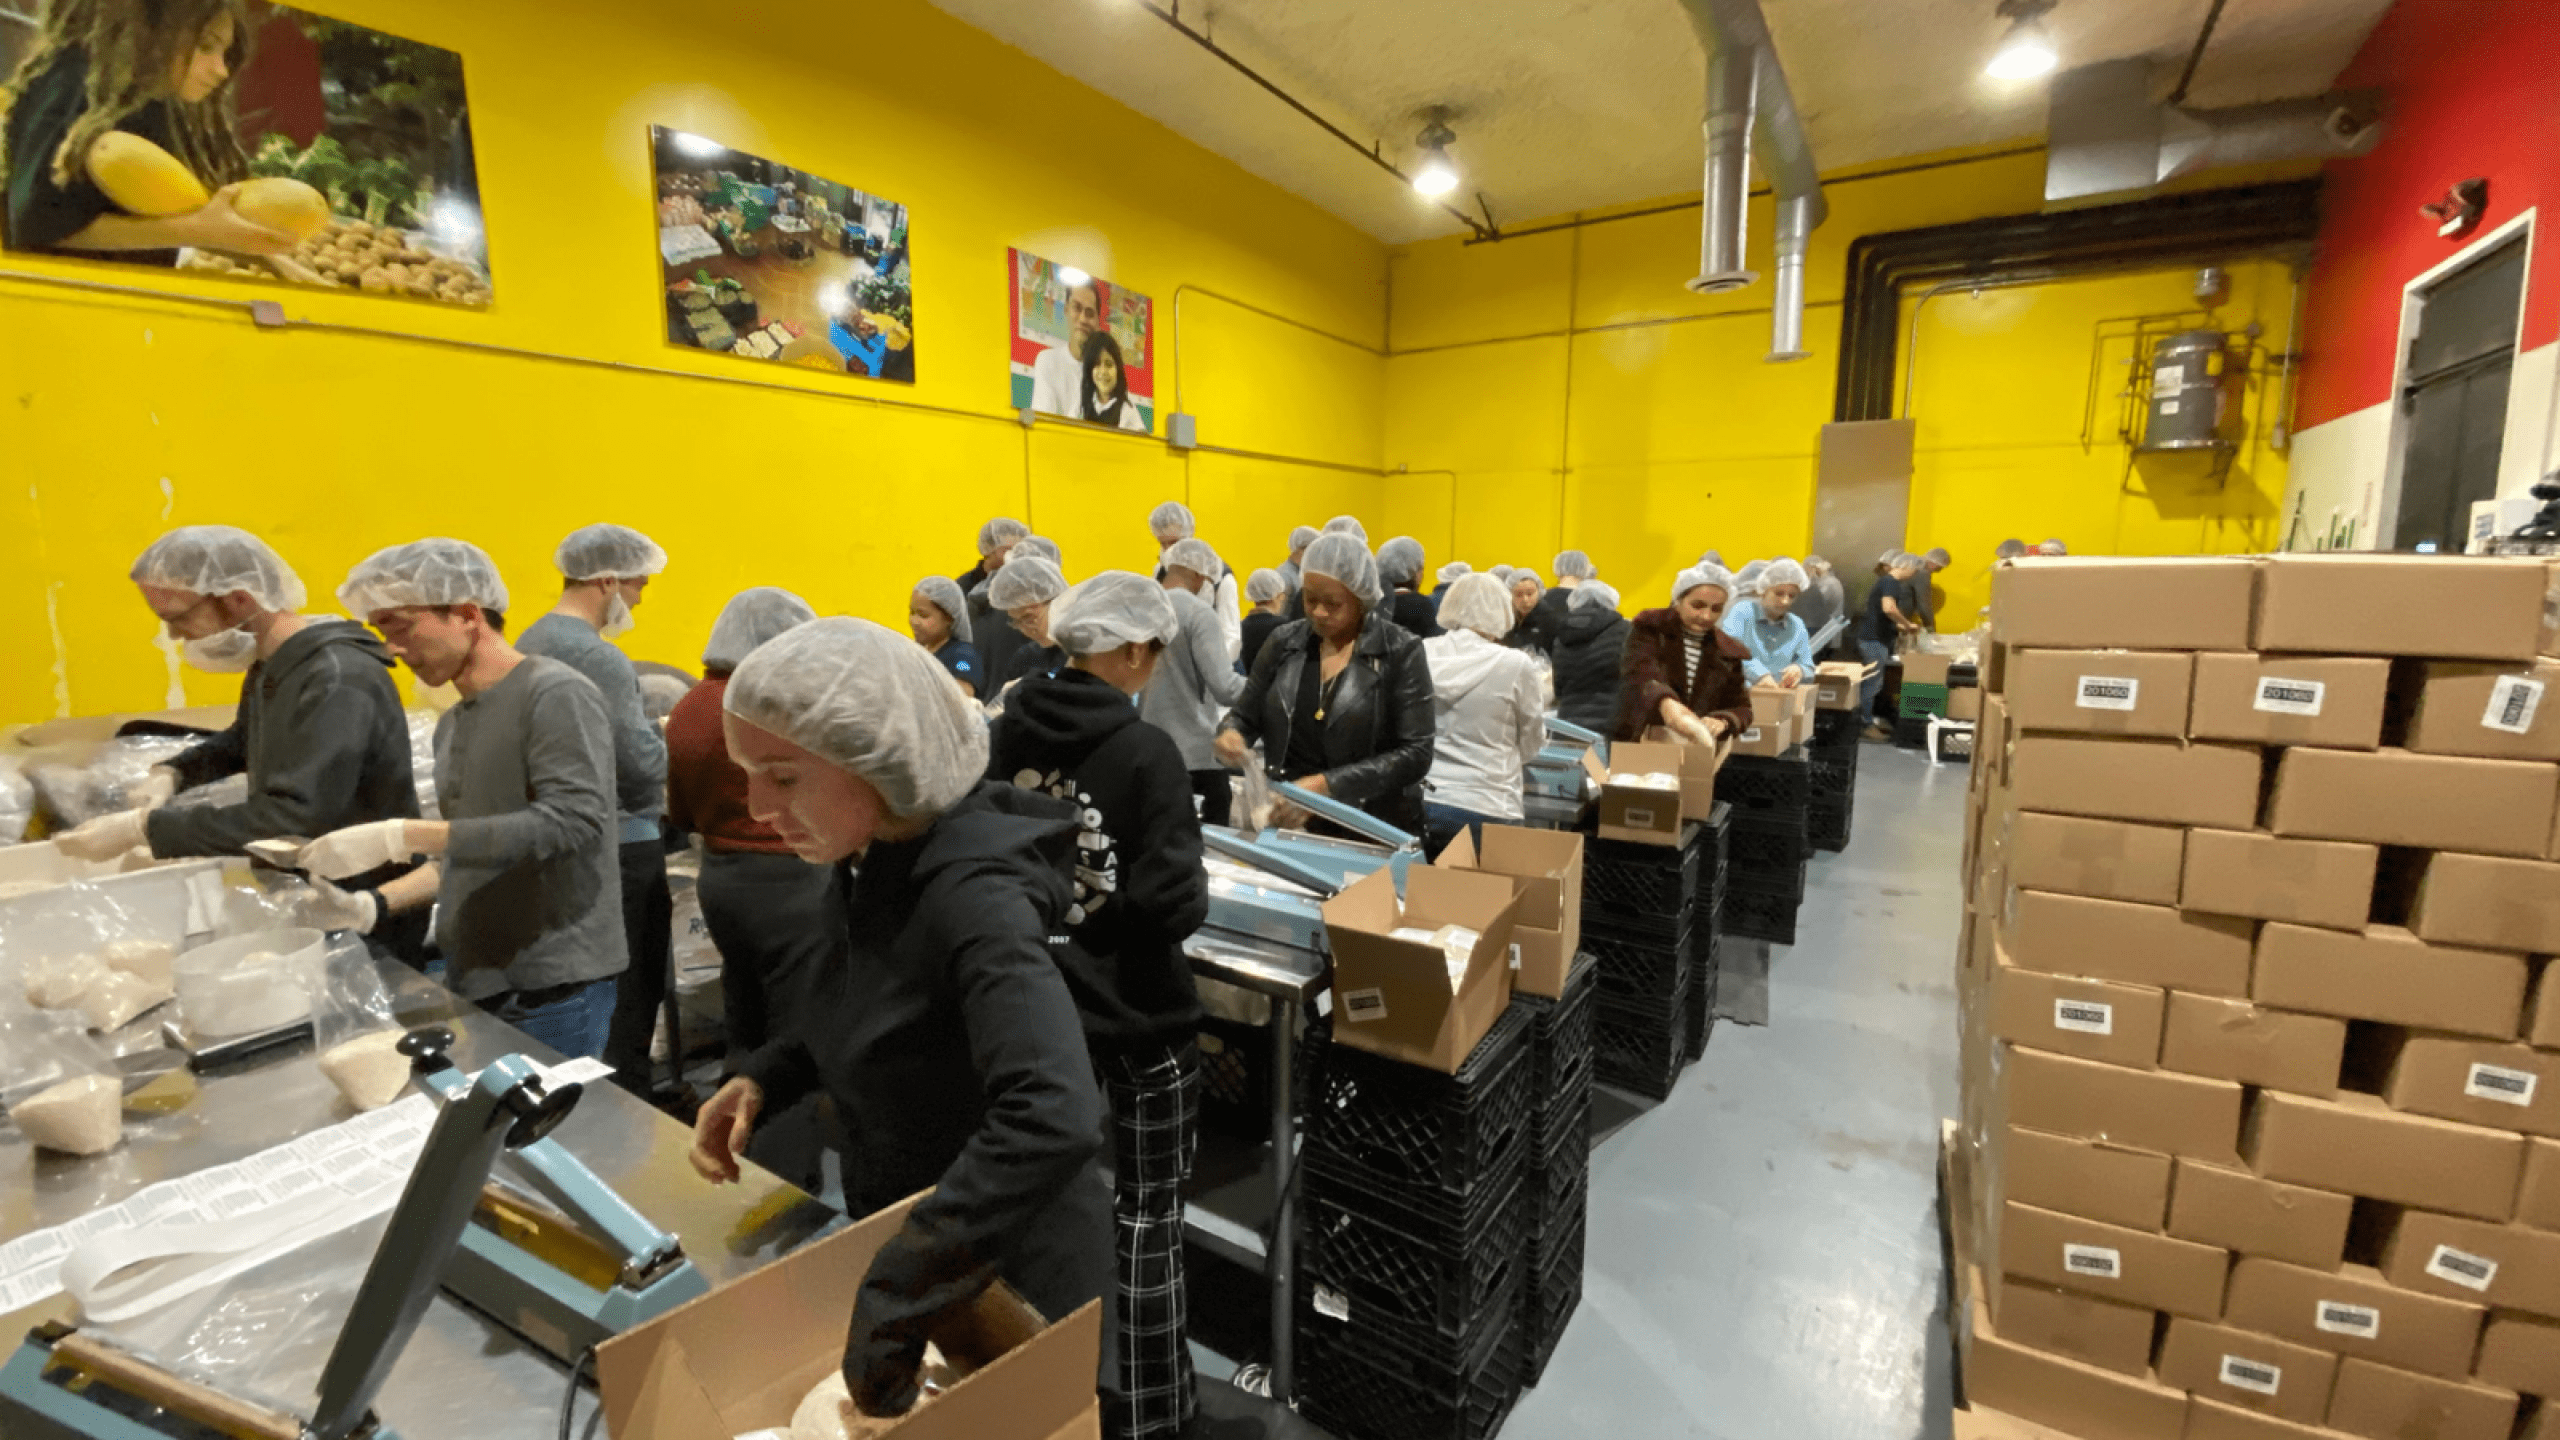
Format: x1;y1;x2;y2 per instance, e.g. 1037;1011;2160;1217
1950;553;2560;1440
1583;825;1706;1099
1719;748;1812;945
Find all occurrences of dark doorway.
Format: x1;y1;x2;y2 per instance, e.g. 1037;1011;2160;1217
2394;234;2526;551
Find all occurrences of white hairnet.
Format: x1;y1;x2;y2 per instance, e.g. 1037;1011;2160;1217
1148;502;1196;538
1876;549;1903;567
2038;538;2068;555
339;538;509;618
1288;525;1320;552
1050;571;1180;655
1163;537;1222;579
1570;580;1622;613
979;516;1030;552
1013;535;1062;567
1760;559;1810;591
1322;515;1369;543
1301;532;1382;608
1553;549;1595;581
1673;563;1734;606
1437;561;1471;584
1735;559;1768;586
988;556;1067;610
1377;536;1426;587
555;523;668;581
1994;538;2030;560
911;575;972;645
1699;550;1725;567
1510;570;1545;602
703;586;816;669
724;616;987;818
1490;564;1515;581
130;526;306;611
1245;568;1287;604
1924;547;1952;566
1436;573;1514;641
1805;555;1833;576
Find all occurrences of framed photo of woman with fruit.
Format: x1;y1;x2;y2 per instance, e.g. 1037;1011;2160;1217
0;0;491;307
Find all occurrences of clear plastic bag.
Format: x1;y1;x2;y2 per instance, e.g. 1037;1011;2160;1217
0;1008;124;1155
405;709;442;820
1237;747;1277;832
0;755;34;844
308;936;406;1110
25;734;193;829
0;882;173;1030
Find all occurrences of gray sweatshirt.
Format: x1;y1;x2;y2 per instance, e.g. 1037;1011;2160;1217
434;656;627;999
1141;586;1247;771
518;611;667;844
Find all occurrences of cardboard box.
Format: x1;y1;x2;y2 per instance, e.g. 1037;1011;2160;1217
1596;739;1722;847
2255;555;2554;660
2382;1036;2560;1139
596;1193;1102;1440
2537;965;2560;1050
1321;866;1520;1073
1999;1200;2230;1318
2245;1090;2525;1223
1998;1044;2245;1166
1990;557;2258;652
2178;831;2379;932
2007;650;2195;738
2519;1141;2560;1232
2156;1317;2341;1426
2404;659;2560;761
1435;825;1582;1000
2009;813;2187;906
1811;659;1872;710
2008;736;2263;829
1962;1293;2187;1440
2267;747;2560;859
2220;1256;2486;1380
2158;993;2344;1098
2380;1209;2560;1317
2002;1125;2173;1231
2188;653;2390;750
1994;948;2166;1069
1952;1403;2095;1440
2251;924;2525;1039
1726;711;1802;758
1950;686;1984;722
2166;1160;2353;1272
2182;1396;2339;1440
2004;889;2255;998
1907;651;1959;687
2322;1356;2517;1440
2408;852;2560;956
2474;1311;2560;1395
1990;1277;2161;1377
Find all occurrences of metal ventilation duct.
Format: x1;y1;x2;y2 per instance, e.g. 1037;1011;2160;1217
2045;58;2383;205
1675;0;1829;362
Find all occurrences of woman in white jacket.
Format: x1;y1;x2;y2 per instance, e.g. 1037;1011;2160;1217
1418;572;1548;858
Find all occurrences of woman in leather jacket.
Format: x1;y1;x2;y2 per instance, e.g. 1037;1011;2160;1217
1213;532;1436;837
1615;563;1752;744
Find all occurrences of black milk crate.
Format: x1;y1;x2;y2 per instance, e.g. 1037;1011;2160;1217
1580;828;1705;922
1684;948;1713;1060
1304;1005;1535;1200
1714;749;1813;814
1723;885;1801;944
1593;973;1691;1101
1809;752;1856;799
1730;855;1810;904
1530;1107;1591;1232
1810;797;1852;853
1810;707;1864;749
1522;958;1598;1100
1298;1271;1526;1440
1301;1168;1533;1344
1727;813;1810;872
1893;713;1931;749
1583;927;1692;1008
1195;1014;1271;1141
1521;1226;1587;1387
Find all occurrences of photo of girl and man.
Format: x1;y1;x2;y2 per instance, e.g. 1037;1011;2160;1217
1009;247;1153;433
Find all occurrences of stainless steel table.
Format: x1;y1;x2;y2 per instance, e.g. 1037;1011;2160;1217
0;961;834;1439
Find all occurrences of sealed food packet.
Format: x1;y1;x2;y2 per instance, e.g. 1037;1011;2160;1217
3;883;172;1029
1;1009;124;1155
781;1343;970;1440
1238;747;1278;832
308;936;408;1110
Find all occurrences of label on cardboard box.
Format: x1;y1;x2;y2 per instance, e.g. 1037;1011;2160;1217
2053;998;2114;1035
2423;1244;2497;1291
2254;678;2327;716
2217;1355;2282;1397
1340;988;1388;1023
2485;676;2545;734
1739;727;1763;744
2467;1062;2538;1106
2315;1301;2381;1339
1621;805;1659;828
2076;676;2141;711
2062;1244;2122;1280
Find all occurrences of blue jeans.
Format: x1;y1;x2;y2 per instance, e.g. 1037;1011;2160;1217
489;979;614;1060
1422;801;1500;860
1858;640;1891;720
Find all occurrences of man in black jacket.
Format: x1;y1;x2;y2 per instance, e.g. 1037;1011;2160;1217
988;571;1209;1440
56;526;429;963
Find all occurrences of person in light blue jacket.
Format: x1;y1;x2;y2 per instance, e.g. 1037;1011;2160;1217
1720;557;1816;688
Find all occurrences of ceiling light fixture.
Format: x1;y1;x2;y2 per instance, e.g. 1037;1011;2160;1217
1985;0;2059;81
1411;113;1460;199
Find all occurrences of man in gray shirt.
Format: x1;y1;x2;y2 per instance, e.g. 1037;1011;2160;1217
518;523;676;1099
300;539;626;1059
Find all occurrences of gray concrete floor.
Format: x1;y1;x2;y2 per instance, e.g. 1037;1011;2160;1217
1503;743;1968;1440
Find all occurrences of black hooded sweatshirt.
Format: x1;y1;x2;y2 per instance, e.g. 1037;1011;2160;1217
987;666;1208;1051
1549;601;1633;736
735;781;1111;1413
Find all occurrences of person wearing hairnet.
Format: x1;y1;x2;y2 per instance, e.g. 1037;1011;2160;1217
56;527;433;964
1153;540;1249;827
664;587;832;1191
909;575;981;698
1732;558;1769;601
1917;546;1953;631
1722;558;1817;689
1147;502;1240;662
1860;552;1927;734
1213;534;1435;837
1549;580;1630;735
958;516;1029;595
987;575;1210;1438
1277;524;1318;597
1240;568;1289;673
1321;514;1369;544
1418;574;1547;858
1432;559;1472;603
1795;555;1846;648
692;617;1109;1426
987;555;1070;703
969;533;1057;687
1532;549;1595;638
2038;537;2068;556
1615;565;1750;744
1376;536;1443;641
1994;538;2030;562
518;523;678;1099
299;539;626;1058
1504;568;1557;657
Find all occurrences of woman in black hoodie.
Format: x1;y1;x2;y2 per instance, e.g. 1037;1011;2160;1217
1550;579;1632;735
987;572;1209;1440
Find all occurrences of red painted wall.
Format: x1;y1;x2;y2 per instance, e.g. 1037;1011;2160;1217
2296;0;2560;429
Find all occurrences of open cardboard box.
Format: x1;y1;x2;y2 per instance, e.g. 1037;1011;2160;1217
597;1192;1103;1440
1727;708;1803;758
1813;660;1873;710
1600;738;1725;846
1321;865;1520;1072
1437;824;1583;998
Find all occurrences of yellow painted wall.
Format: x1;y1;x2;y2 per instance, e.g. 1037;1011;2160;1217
0;0;1387;724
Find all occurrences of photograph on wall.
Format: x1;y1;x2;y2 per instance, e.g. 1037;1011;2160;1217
0;2;491;306
1010;248;1152;432
652;127;912;380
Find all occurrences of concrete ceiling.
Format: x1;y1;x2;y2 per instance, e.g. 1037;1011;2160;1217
928;0;2395;244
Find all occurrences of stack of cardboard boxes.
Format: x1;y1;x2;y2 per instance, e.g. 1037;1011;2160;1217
1953;554;2560;1440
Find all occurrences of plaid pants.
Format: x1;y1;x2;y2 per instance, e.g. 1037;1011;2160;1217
1097;1039;1203;1440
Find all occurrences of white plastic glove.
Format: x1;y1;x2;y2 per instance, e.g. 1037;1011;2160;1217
297;819;415;880
293;878;379;935
131;765;180;810
55;808;150;862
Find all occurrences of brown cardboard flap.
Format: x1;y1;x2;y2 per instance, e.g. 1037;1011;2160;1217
1322;866;1521;1072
